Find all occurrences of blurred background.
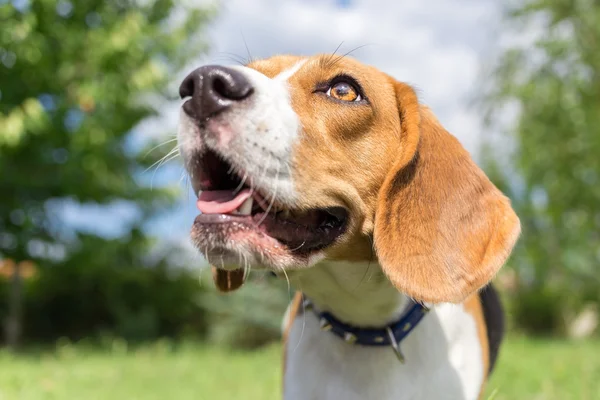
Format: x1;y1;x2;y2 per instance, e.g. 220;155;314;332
1;0;599;399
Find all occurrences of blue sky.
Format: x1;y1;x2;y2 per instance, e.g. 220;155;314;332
62;0;516;257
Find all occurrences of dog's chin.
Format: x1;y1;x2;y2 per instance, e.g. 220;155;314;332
191;212;343;271
191;220;298;270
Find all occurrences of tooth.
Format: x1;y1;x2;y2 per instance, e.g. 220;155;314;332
236;197;253;216
197;190;202;198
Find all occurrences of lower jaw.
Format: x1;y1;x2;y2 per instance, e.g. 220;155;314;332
190;225;341;273
192;211;344;254
190;219;304;267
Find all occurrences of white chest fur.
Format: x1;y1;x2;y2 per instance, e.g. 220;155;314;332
282;262;485;400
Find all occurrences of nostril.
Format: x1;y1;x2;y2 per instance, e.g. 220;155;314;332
209;69;253;101
179;75;195;99
179;65;254;120
212;76;228;99
231;83;253;100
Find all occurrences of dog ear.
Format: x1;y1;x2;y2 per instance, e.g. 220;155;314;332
212;266;245;292
373;81;520;303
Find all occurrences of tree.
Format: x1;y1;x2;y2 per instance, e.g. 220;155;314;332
483;0;600;335
0;0;212;346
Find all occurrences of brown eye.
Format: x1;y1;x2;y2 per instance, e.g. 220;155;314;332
326;81;361;102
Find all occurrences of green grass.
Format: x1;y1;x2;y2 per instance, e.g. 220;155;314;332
485;336;600;400
0;336;598;399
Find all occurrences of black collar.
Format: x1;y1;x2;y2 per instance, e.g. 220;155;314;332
302;296;429;363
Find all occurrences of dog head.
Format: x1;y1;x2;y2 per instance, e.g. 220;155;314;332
177;54;520;303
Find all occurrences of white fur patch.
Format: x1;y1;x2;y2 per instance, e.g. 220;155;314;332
275;60;307;81
283;262;485;400
178;63;305;206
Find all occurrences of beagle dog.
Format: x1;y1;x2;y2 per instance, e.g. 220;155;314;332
177;54;520;400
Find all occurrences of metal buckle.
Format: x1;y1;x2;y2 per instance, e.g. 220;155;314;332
343;332;357;344
386;326;406;364
302;298;313;311
319;317;332;331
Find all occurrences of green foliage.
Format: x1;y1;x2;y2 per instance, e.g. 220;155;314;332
199;270;291;349
483;0;600;335
0;0;213;343
0;236;209;344
0;0;212;252
509;286;566;336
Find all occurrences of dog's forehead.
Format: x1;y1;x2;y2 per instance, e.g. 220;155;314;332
247;55;308;78
247;54;383;82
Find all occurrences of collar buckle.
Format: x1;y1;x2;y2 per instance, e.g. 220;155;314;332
386;326;406;364
302;296;428;365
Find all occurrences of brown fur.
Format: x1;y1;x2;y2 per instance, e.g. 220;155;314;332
248;55;520;303
463;293;490;396
201;55;520;398
374;98;520;303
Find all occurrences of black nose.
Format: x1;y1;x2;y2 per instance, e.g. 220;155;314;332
179;65;253;120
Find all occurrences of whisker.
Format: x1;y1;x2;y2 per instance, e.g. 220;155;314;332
149;148;180;190
255;187;277;226
179;169;188;185
260;155;271;182
292;282;307;354
281;267;292;300
255;162;279;226
258;248;267;266
233;172;248;195
241;31;253;64
289;240;306;252
242;254;251;281
192;253;202;284
180;169;193;222
144;146;179;173
143;138;178;158
330;43;373;67
227;163;235;175
203;246;211;265
323;41;345;69
214;52;247;66
355;235;375;290
284;164;293;179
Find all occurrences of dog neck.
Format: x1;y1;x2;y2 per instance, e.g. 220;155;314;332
287;260;410;327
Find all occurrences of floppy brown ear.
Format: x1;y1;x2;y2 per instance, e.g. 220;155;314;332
212;266;245;293
374;82;520;304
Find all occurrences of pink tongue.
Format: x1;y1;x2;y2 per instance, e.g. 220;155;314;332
197;189;252;214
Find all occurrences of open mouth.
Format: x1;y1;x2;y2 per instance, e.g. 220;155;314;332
191;149;348;256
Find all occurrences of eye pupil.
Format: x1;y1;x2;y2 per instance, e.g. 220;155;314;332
334;83;351;96
328;81;360;102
